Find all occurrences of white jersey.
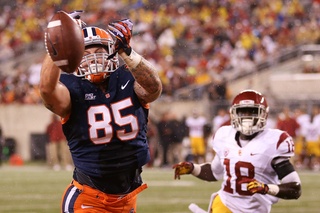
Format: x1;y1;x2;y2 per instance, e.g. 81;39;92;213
186;116;207;137
301;119;320;142
296;114;310;137
211;126;294;213
314;114;320;125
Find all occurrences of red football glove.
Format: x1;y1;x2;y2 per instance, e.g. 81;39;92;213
172;162;194;180
240;178;269;195
107;19;133;57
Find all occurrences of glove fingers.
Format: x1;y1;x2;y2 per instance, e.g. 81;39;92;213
108;19;133;54
75;19;87;29
172;164;178;169
174;168;181;179
109;20;132;33
113;19;133;32
247;182;256;189
119;19;133;30
108;25;124;37
109;24;131;44
107;28;129;47
68;10;84;19
68;10;86;29
114;22;129;34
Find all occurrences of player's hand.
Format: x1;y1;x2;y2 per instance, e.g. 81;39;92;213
240;178;269;195
68;10;87;29
107;19;133;57
172;162;194;180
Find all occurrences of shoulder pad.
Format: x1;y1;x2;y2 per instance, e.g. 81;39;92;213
276;132;294;157
212;126;234;149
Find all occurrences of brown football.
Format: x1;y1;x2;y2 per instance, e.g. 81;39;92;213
45;11;84;73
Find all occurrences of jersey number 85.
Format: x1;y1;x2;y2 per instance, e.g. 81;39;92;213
87;98;138;144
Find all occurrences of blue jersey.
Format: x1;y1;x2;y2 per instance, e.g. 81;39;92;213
60;65;150;177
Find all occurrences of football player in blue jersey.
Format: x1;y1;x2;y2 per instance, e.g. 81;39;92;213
40;17;162;213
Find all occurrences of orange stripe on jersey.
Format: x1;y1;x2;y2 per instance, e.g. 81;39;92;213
61;112;71;124
276;132;290;149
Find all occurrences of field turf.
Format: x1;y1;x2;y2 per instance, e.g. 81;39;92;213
0;164;319;213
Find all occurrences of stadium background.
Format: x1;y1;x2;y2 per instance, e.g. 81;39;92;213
0;0;320;213
0;0;320;161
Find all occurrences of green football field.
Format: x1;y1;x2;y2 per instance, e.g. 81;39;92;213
0;164;319;213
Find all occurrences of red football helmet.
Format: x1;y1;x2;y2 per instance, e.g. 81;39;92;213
75;27;119;84
230;90;269;135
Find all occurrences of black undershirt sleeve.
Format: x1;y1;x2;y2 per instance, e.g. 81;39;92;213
272;159;295;180
271;159;301;199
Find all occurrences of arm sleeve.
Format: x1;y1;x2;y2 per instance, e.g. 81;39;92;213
272;157;301;184
270;158;302;199
281;171;301;184
211;154;224;180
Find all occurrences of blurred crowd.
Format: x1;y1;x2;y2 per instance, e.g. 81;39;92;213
1;0;320;103
147;105;320;172
303;63;320;73
275;106;320;171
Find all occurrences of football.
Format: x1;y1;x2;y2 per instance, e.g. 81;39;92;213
45;11;84;73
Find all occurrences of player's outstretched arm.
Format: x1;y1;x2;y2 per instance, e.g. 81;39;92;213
173;162;217;181
129;56;162;104
108;19;162;104
240;158;302;200
272;158;302;199
39;55;71;118
240;176;301;199
275;181;301;199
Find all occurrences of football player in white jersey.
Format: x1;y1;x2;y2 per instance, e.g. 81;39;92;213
301;105;320;170
186;109;208;163
173;90;301;213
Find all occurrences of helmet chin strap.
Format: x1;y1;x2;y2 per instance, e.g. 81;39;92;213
84;64;110;83
85;73;108;83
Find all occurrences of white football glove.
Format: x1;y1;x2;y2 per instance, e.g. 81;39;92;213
68;10;87;29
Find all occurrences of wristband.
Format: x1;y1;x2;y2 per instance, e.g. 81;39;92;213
191;164;201;176
267;184;279;196
119;49;142;69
